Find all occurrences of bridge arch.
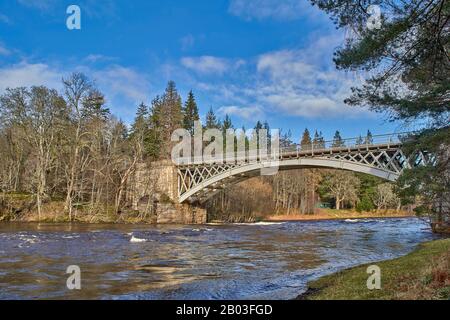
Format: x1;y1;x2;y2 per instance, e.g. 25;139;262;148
178;157;400;204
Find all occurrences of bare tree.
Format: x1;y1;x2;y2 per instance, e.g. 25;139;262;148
322;170;360;210
62;73;92;220
373;183;401;211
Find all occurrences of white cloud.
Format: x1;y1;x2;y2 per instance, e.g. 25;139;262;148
228;0;320;21
181;56;243;75
91;65;150;105
251;34;371;118
194;33;372;119
217;105;264;120
0;62;62;92
0;61;150;122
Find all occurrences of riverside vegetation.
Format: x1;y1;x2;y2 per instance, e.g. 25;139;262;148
0;76;413;224
0;76;444;227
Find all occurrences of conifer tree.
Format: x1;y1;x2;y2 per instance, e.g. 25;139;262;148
300;128;312;150
365;130;373;145
183;90;199;135
332;130;345;148
205;107;220;129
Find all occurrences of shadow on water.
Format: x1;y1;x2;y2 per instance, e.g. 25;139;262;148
0;217;439;299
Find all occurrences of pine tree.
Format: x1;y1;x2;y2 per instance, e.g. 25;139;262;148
222;114;233;131
130;103;148;137
317;131;325;149
130;102;149;160
152;81;184;159
183;90;199;135
221;114;233;156
300;128;312;150
252;121;263;150
332;130;345;148
205;107;220;129
313;130;320;149
280;129;293;149
145;97;163;160
81;89;110;120
365;130;373;145
263;121;271;151
356;135;364;146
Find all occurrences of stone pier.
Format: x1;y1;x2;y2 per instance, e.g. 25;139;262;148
127;160;207;224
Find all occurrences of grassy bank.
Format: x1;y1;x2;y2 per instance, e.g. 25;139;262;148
298;238;450;300
266;208;413;222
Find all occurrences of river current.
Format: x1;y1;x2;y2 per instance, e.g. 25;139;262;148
0;217;438;299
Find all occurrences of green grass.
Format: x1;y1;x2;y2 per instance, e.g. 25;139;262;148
301;238;450;300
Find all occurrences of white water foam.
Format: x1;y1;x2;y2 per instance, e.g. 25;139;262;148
235;222;285;226
130;235;147;243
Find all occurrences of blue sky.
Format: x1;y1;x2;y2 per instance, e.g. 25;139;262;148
0;0;411;141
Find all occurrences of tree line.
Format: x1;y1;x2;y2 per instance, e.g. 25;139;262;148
0;73;399;222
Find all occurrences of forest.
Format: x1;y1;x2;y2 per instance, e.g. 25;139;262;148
0;73;405;222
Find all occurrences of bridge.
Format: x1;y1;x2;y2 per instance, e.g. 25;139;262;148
175;133;430;204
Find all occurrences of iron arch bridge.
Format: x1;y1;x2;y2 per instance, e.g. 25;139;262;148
176;133;429;204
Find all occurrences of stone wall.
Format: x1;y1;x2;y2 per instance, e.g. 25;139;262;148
127;161;207;224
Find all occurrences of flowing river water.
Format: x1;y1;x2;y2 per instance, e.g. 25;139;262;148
0;217;439;300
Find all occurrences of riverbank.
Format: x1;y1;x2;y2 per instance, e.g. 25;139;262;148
266;208;413;222
0;194;150;224
297;238;450;300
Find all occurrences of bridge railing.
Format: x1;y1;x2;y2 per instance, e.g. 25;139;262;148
175;132;413;165
280;132;411;156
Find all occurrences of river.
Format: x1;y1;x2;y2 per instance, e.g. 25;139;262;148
0;217;438;300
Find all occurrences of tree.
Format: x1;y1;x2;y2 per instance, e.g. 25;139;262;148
0;86;68;219
356;135;364;146
310;0;449;124
332;130;345;147
365;130;373;145
373;183;401;211
183;90;199;135
145;97;164;160
321;170;360;210
130;102;149;161
62;72;93;220
280;129;294;149
222;114;233;131
81;89;109;120
150;81;184;159
300;128;312;150
251;120;264;150
205;107;220;129
311;0;450;229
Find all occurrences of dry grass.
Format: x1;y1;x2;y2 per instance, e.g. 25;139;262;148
394;250;449;300
267;209;412;222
